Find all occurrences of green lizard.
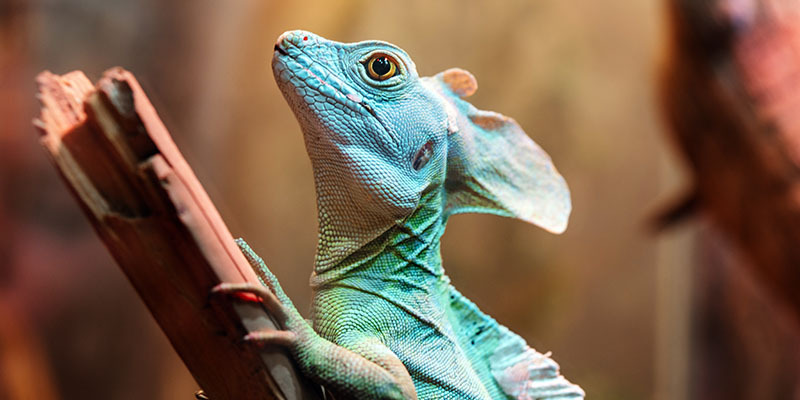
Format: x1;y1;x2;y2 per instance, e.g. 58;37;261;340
216;30;584;400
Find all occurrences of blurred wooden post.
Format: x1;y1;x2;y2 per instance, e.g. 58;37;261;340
660;0;800;398
34;68;323;400
661;0;800;321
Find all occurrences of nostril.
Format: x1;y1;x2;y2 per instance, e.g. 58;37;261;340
274;30;314;55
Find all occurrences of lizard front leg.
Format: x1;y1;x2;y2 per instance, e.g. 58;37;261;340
212;240;417;400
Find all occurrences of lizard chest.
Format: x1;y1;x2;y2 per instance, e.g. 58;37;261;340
312;285;495;400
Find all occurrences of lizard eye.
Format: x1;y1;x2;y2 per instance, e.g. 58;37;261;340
365;54;398;81
412;140;434;171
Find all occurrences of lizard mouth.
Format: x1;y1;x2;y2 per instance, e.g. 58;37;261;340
273;53;365;114
274;44;288;56
271;43;395;146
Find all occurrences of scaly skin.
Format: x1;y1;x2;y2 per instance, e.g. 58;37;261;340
222;30;585;399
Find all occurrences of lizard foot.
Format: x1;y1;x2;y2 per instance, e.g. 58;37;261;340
211;282;298;347
212;282;287;320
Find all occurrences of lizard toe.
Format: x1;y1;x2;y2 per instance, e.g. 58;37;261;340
211;282;289;322
244;329;297;348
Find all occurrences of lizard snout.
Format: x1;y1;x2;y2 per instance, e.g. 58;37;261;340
275;30;317;53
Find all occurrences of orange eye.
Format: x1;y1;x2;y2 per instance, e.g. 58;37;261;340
366;54;398;81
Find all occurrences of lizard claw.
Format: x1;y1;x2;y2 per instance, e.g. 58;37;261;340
211;282;290;324
211;282;299;350
194;389;209;399
244;329;297;347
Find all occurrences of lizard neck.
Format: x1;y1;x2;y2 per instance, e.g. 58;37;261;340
310;187;448;291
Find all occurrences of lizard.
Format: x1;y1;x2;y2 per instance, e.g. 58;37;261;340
214;30;585;400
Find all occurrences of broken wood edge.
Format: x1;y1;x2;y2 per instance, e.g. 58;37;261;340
34;68;323;400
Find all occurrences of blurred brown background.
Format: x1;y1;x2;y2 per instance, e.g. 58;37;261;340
0;0;715;399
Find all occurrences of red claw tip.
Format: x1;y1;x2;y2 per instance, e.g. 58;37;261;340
233;292;261;303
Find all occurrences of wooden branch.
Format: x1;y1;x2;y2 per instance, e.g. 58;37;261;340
661;0;800;323
34;68;323;400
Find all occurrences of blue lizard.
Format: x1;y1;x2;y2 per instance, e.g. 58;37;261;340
217;30;584;400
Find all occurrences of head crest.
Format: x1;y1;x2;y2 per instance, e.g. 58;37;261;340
429;69;571;233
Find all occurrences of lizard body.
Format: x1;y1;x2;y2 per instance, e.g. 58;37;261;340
226;30;584;400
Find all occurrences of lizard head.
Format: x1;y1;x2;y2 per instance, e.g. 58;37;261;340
272;30;570;270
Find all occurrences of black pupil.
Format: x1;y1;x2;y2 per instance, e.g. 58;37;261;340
372;57;392;76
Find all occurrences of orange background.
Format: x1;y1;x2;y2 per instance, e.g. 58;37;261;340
0;1;688;399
